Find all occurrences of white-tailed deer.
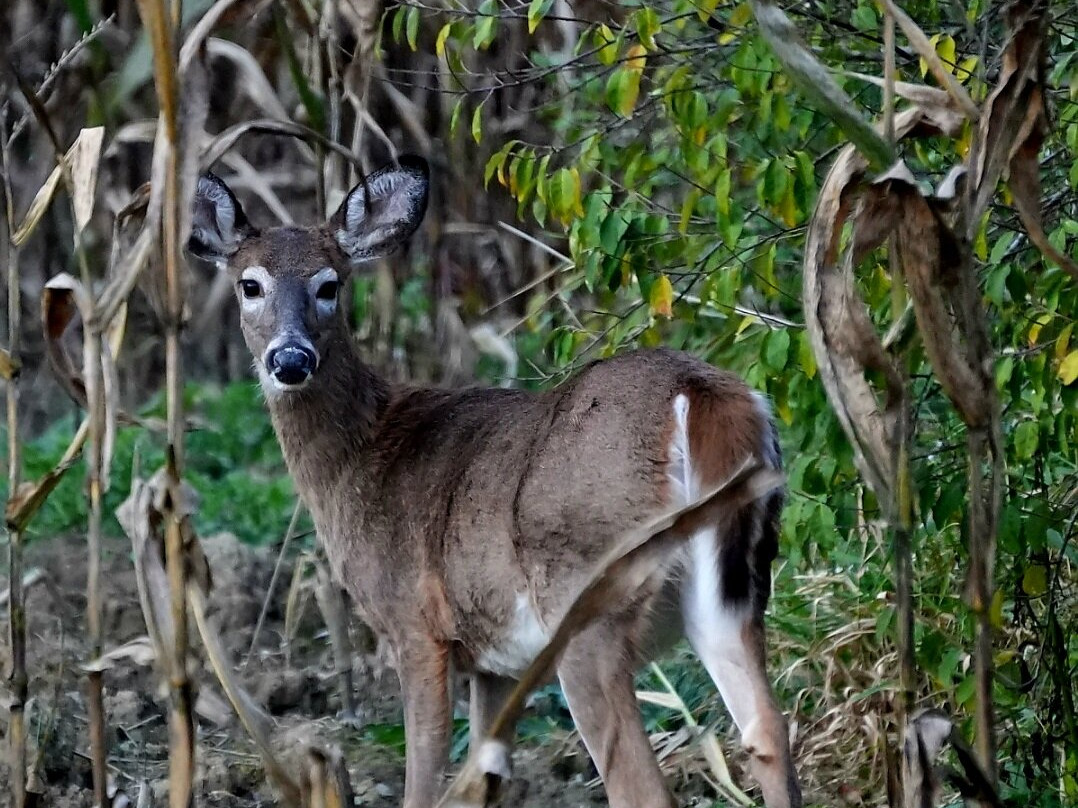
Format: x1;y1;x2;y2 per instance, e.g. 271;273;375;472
188;156;801;808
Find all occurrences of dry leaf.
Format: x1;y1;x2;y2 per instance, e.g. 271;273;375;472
12;166;62;247
117;467;302;807
82;637;157;673
879;174;993;427
5;449;82;532
967;0;1049;230
42;273;95;407
69;127;106;234
0;348;21;380
298;747;354;808
12;127;105;245
845;72;969;131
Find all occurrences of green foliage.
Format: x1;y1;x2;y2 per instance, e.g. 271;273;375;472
2;382;300;545
402;0;1078;798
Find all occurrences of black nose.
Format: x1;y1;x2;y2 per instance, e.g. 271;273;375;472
267;345;316;386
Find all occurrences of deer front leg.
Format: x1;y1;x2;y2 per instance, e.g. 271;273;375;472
468;672;518;781
398;635;453;808
558;615;676;808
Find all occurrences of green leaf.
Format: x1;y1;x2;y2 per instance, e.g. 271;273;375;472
606;67;642;118
797;331;817;379
449;97;465;137
1014;421;1039;460
484;141;517;188
594;24;618;66
715;168;732;218
406;5;421;51
764;329;791;371
474;0;498;49
851;4;876;31
634;7;662;50
471;102;484;145
528;0;554;33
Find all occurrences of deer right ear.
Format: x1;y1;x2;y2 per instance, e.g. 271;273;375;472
331;155;429;263
188;172;252;265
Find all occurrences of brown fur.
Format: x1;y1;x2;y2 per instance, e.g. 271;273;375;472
191;162;801;808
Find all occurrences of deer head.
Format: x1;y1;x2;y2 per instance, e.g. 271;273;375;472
187;156;429;393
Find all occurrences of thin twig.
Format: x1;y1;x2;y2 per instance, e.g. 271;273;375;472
243;500;303;669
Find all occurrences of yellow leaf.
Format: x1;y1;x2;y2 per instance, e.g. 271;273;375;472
569;168;584;217
0;348;20;380
625;43;647;73
1022;565;1048;597
957;55;979;81
595;24;618;66
989;587;1005;629
1059;350;1078;385
919;34;940;78
1055;323;1073;361
776;398;793;426
649;274;674;318
936;35;957;73
1028;313;1051;346
696;0;720;23
435;23;452;58
729;2;752;27
779;185;799;228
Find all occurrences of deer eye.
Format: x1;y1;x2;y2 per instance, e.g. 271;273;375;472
315;280;339;301
240;279;262;299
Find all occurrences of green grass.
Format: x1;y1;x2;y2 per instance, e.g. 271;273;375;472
3;381;306;546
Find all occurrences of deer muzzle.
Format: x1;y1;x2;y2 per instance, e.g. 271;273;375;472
265;342;318;387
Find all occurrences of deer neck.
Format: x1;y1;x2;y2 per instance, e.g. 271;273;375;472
264;330;389;503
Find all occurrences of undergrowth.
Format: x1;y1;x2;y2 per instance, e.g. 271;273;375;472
1;381;303;545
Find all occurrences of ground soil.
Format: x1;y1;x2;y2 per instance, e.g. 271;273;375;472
0;534;727;808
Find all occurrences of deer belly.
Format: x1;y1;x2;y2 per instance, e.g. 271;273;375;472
476;593;550;677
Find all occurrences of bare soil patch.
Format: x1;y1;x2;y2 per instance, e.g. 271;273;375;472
0;534;728;807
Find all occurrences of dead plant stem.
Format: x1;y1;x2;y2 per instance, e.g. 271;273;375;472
2;105;27;808
136;0;195;803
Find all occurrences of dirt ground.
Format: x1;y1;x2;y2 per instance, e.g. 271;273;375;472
0;534;727;808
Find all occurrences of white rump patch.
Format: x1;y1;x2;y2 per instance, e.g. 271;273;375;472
751;391;781;469
670;391;760;737
477;593;550;677
667;393;695;506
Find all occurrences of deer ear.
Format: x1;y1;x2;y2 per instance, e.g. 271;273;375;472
188;172;252;264
331;155;429;263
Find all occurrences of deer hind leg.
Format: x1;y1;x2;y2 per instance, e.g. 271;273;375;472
468;672;518;782
558;612;676;808
681;501;802;808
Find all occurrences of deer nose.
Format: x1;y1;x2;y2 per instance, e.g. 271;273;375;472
266;344;316;386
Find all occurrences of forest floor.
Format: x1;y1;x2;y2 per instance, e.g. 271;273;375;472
0;533;735;808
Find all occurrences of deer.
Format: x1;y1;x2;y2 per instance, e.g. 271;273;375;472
187;155;802;808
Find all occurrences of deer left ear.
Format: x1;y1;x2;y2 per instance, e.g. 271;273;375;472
331;155;429;263
188;172;253;265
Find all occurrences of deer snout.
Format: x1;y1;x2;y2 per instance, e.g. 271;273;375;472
265;343;317;387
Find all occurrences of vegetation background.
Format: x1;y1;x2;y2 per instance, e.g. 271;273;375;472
0;0;1076;805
